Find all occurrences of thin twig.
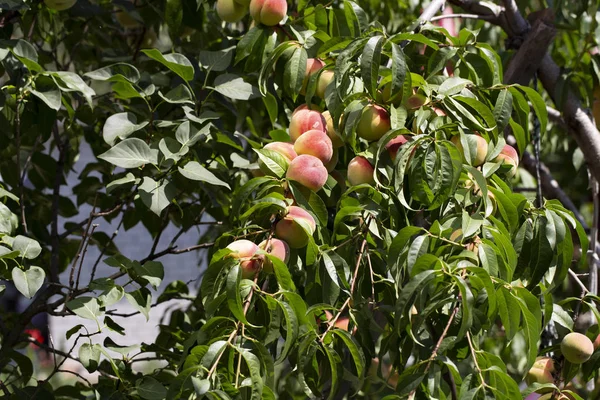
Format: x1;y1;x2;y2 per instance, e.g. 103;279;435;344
466;332;487;388
15;97;27;232
569;268;590;294
429;13;491;22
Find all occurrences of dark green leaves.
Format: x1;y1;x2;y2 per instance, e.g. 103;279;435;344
141;49;195;81
361;35;384;97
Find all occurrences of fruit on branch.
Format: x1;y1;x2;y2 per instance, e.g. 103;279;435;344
234;0;251;5
404;93;428;110
44;0;77;11
451;134;488;167
594;334;600;350
368;358;399;387
226;239;263;279
561;332;594;364
289;105;327;142
301;58;325;94
357;104;391;141
263;142;297;162
347;156;375;186
275;205;316;248
259;238;290;273
294;130;333;164
324;148;338;172
316;70;335;98
249;0;287;26
380;82;403;106
286;154;328;191
385;135;411;161
216;0;248;22
322;110;344;148
432;107;446;116
525;357;556;388
493;144;519;177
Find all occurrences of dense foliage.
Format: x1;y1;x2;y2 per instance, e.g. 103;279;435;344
0;0;599;399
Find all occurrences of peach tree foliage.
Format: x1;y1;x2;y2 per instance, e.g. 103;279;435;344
0;0;597;399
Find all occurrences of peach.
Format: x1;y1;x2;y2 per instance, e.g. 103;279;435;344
249;0;287;26
385;135;411;161
301;58;325;94
451;134;488;166
226;240;263;279
289;105;327;142
357;104;391;141
594;334;600;350
275;206;316;248
259;238;290;273
493;144;519;177
561;332;594;364
322;110;344;148
433;107;446;116
294;130;333;164
404;93;428;110
286;154;328;191
525;357;555;387
347;156;375;186
216;0;248;22
263;142;297;161
324;148;338;172
316;70;335;98
381;82;402;106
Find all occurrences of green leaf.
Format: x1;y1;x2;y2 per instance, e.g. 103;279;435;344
13;39;42;72
213;73;260;100
85;63;141;83
283;47;307;101
178;161;230;189
438;77;472;96
124;288;152;321
390;42;408;98
288;181;328;226
141;49;194;81
330;329;365;379
98;138;158;168
139;177;176;216
199;48;234;72
226;264;253;326
176;120;210;147
12;235;42;259
11;266;45;299
51;71;96;107
238;348;264;400
102;112;149;146
267;255;296;292
518;85;548;138
67;297;102;322
461;211;484;238
137;376;168;400
361;35;384;97
158;84;194;104
493;89;513;132
134;261;164;290
79;343;101;373
31;76;61;111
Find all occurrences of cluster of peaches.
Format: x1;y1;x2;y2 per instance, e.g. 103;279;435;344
217;0;288;25
524;332;599;399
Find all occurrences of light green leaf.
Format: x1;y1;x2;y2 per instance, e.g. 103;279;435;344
134;261;164;290
141;49;194;81
124;288;152;321
85;63;141;83
213;73;260;100
102;112;149;146
67;297;102;322
138;177;176;216
98;138;158;168
79;343;101;373
12;235;42;259
137;376;167;400
11;266;45;299
178;161;230;189
158;84;194;104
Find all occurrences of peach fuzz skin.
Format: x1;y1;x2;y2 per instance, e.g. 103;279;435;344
322;110;344;148
289;105;327;142
357;104;391;141
216;0;248;23
259;238;290;273
451;134;488;167
226;239;262;279
347;156;375;186
249;0;287;26
286;154;329;192
301;58;325;94
294;129;333;164
275;206;316;248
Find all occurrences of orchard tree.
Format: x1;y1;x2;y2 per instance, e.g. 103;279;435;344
0;0;600;399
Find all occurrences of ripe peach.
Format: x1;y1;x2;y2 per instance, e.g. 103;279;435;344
259;238;290;273
316;70;335;98
347;156;375;186
432;107;446;116
561;332;594;364
357;104;391;141
289;105;327;142
263;142;297;162
594;334;600;350
451;134;488;167
493;144;519;177
275;206;316;248
216;0;248;22
45;0;77;11
249;0;287;26
294;130;333;164
286;154;329;191
324;148;338;172
525;357;555;387
226;240;263;279
301;58;325;95
322;110;344;148
404;93;428;110
385;135;411;161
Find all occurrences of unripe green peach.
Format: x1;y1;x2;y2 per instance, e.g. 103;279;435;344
234;0;250;5
286;154;329;191
347;156;375;186
380;82;403;106
294;130;333;164
289;105;327;142
316;70;335;98
259;238;290;273
357;104;391;141
45;0;77;10
226;240;263;279
275;206;316;248
451;134;488;167
216;0;248;22
525;357;555;387
322;110;344;148
493;144;519;177
561;332;594;364
301;58;325;95
385;135;412;161
249;0;287;26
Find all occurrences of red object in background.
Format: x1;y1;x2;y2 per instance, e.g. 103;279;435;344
25;328;44;348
